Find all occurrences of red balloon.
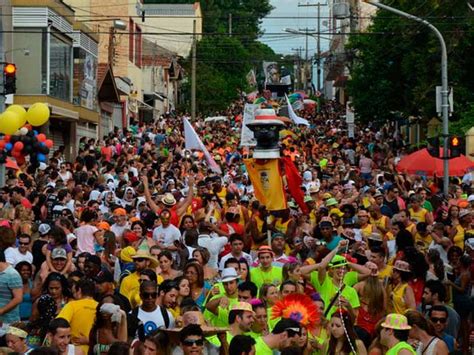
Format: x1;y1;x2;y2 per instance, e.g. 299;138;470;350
14;142;24;151
11;150;20;158
0;141;5;150
45;139;53;149
3;135;10;143
37;133;47;142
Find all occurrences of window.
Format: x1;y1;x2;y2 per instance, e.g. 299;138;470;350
129;18;135;62
49;33;72;101
135;25;142;67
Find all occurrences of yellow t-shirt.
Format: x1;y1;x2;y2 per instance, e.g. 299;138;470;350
409;208;428;223
57;298;98;354
452;225;465;249
119;271;163;304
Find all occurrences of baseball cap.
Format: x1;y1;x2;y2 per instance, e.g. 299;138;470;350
96;221;111;231
113;208;127;216
51;248;67;260
38;223;51;235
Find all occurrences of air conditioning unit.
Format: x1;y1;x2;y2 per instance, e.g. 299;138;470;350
333;2;350;19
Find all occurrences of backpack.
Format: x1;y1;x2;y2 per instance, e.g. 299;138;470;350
127;306;170;341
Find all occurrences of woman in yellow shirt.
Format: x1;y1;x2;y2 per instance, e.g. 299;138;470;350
388;260;416;314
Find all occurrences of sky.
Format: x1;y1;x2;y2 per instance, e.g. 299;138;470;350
260;0;331;57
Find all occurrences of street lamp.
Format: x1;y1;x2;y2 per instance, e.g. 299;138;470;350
362;0;450;195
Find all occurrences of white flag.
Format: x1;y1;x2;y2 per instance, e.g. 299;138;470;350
183;118;222;174
240;104;258;147
285;94;309;126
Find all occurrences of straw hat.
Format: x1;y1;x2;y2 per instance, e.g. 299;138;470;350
164;311;228;335
393;260;411;273
161;193;177;206
219;268;240;283
131;250;159;268
381;313;411;330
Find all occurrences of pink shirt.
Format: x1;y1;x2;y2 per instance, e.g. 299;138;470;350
74;224;98;255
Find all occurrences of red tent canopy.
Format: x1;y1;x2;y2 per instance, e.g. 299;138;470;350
396;148;474;177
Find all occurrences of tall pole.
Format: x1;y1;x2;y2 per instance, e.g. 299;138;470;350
316;4;321;92
363;0;450;195
0;14;6;188
228;13;232;36
305;30;308;93
191;19;196;121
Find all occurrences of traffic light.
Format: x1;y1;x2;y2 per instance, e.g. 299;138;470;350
2;63;16;95
427;136;440;158
449;135;463;158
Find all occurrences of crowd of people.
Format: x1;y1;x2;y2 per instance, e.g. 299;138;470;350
0;96;472;355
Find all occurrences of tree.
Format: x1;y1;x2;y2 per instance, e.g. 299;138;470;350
174;0;276;112
347;0;474;125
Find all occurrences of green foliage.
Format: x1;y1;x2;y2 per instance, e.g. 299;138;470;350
347;0;474;125
176;0;275;112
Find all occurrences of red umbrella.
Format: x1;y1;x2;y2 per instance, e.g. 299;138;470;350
396;148;474;177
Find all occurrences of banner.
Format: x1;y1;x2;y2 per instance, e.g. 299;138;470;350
244;158;287;211
240;104;258;147
263;62;279;85
183;118;222;174
285;94;309;126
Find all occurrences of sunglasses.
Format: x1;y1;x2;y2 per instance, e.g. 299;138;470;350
141;292;157;299
19;242;29;246
182;339;204;347
430;317;447;324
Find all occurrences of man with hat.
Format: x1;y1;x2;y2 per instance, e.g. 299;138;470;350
142;174;195;228
205;268;240;327
301;240;360;319
254;318;302;355
110;207;129;240
119;250;160;304
380;313;416;354
250;246;283;289
227;302;255;342
37;247;72;283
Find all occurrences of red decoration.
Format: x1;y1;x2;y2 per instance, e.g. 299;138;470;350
13;142;24;151
45;139;53;149
272;294;320;332
3;135;10;143
0;141;5;150
37;133;46;142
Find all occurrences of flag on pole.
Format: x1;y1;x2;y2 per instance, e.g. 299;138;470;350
244;158;287;211
281;156;309;214
285;94;309;126
183;117;222;174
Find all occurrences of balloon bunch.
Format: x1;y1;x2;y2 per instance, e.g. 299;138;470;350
0;103;52;168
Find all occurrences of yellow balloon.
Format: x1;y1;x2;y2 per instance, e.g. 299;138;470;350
6;105;27;127
0;111;22;135
25;102;50;127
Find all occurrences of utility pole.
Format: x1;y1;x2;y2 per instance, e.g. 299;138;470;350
299;2;326;93
363;0;450;195
228;13;232;36
0;14;6;187
191;19;196;121
297;27;314;93
291;47;303;90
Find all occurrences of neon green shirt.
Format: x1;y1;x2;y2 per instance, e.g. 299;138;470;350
386;341;416;355
311;274;360;318
309;270;358;289
250;266;283;289
255;337;273;355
